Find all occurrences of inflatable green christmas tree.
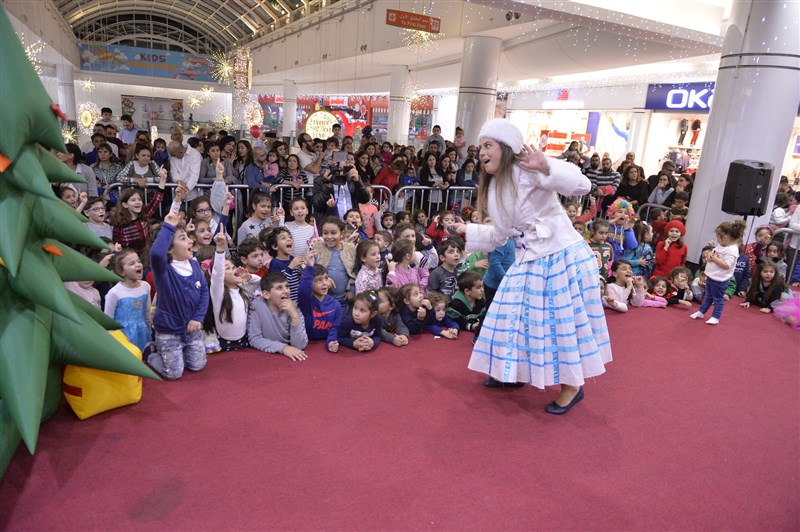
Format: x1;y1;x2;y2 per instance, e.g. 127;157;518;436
0;8;157;478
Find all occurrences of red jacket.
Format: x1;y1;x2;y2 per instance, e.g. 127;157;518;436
652;239;687;278
373;165;400;191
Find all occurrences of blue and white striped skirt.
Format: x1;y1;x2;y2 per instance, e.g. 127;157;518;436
469;240;612;389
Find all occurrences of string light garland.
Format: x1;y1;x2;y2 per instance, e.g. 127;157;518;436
233;46;253;103
210;51;234;85
61;125;77;144
17;33;45;75
400;29;442;55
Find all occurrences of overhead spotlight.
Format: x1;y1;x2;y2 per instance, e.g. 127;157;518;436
506;11;512;21
514;12;521;19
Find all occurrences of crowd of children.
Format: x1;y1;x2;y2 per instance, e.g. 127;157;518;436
61;122;800;381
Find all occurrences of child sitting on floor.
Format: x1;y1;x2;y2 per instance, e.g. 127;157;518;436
298;255;342;353
337;290;383;352
666;266;694;308
248;272;309;361
398;283;431;335
423;292;460;339
602;260;644;312
377;287;409;347
446;270;487;336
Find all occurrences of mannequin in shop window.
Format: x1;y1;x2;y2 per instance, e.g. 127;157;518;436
690;119;702;145
678;118;689;145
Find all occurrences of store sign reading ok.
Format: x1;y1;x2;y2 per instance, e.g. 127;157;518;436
645;82;716;111
665;88;714;109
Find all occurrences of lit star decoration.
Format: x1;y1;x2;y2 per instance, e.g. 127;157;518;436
61;125;77;144
200;85;215;101
187;95;202;109
80;76;96;93
210;51;234;85
17;33;46;75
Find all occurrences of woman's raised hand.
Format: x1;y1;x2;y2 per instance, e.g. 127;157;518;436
519;144;549;174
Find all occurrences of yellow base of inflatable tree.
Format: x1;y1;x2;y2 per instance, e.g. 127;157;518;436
0;8;158;478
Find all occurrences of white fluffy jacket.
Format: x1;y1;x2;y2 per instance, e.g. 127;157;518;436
465;158;591;262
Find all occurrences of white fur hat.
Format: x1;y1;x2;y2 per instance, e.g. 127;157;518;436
478;118;523;154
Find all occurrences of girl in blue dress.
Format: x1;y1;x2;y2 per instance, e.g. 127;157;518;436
105;249;152;352
453;119;612;415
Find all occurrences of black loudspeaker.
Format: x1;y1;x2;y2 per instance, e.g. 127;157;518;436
721;160;774;216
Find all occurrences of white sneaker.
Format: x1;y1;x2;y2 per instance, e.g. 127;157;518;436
690;311;704;320
706;317;719;325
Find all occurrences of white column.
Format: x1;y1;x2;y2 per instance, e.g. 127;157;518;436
282;79;297;144
431;95;441;131
456;36;502;147
388;65;412;146
627;108;651;157
55;64;76;121
684;0;800;262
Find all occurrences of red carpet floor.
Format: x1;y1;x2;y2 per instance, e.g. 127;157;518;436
1;301;798;530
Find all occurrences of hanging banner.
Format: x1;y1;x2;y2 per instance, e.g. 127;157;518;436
79;44;213;82
386;9;441;33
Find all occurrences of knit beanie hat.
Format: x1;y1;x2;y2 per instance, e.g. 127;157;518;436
664;220;686;236
478;119;524;154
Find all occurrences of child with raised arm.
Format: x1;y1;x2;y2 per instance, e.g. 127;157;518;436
605;199;638;260
450;119;611;414
298;254;342;353
148;194;209;380
247;272;309;361
337;290;383;352
210;228;251;351
690;220;745;325
237;192;284;245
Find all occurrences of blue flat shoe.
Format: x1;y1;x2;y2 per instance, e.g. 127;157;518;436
484;377;524;389
545;387;584;415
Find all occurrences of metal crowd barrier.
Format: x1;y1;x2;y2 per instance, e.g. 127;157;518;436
636;203;671;222
772;228;800;284
106;181;478;235
393;186;477;217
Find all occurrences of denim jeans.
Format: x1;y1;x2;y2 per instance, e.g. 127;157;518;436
149;330;206;380
697;277;728;319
